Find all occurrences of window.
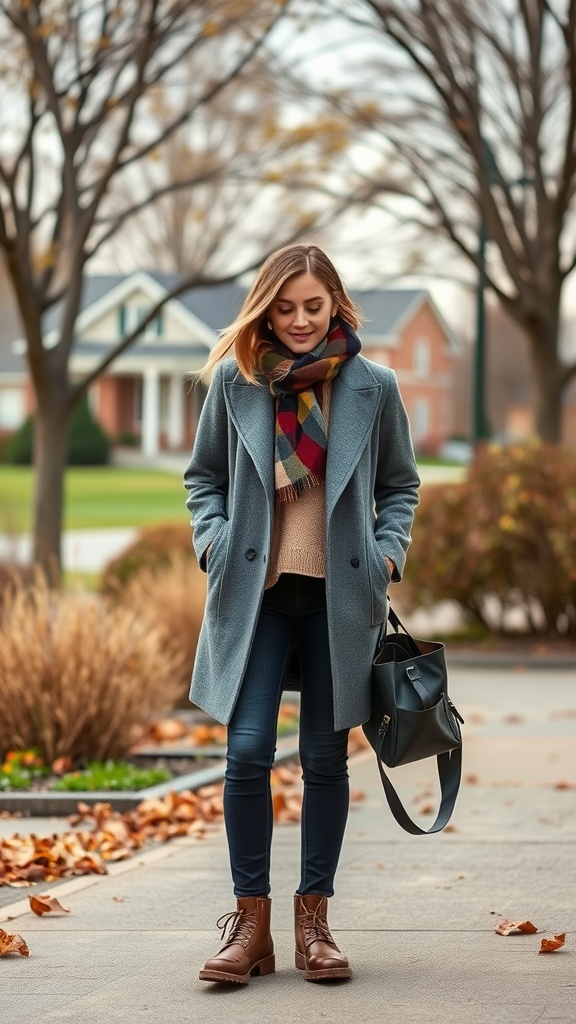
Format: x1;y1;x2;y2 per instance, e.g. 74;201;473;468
414;337;430;377
118;303;164;340
0;387;25;429
413;397;429;441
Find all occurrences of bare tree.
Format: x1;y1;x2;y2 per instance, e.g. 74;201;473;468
0;0;350;578
112;53;349;275
320;0;576;441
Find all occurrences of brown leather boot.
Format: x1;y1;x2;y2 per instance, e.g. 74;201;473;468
294;893;352;981
199;896;275;984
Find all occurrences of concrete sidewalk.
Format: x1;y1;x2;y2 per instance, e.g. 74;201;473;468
1;667;576;1023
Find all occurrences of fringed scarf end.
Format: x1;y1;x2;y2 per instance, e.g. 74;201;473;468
275;474;323;504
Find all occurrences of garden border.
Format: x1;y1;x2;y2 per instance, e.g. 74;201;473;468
0;737;300;816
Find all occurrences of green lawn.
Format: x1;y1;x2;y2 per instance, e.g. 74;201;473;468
0;466;186;531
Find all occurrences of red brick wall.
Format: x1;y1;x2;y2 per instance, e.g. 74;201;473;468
364;299;455;451
93;376;138;438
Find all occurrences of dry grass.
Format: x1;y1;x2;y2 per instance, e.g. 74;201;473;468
0;575;183;763
120;553;206;703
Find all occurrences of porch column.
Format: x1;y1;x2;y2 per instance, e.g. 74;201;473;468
166;373;184;449
142;366;160;456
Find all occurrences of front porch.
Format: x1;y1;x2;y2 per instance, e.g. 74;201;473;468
92;371;207;456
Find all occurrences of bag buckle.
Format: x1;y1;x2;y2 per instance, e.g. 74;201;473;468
405;665;422;682
378;714;391;737
447;696;465;724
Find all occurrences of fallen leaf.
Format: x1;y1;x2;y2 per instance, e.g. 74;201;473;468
539;933;566;953
350;789;366;803
495;919;538;935
0;928;29;956
553;781;576;790
189;723;227;746
150;718;188;742
502;714;525;725
29;894;69;916
464;774;479;785
418;802;434;815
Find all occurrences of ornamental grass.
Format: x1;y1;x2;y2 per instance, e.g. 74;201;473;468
119;553;206;703
0;574;182;764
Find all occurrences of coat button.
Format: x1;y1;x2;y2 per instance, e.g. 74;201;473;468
245;548;257;561
350;557;360;569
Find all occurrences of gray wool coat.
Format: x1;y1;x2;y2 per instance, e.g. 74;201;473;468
183;353;420;732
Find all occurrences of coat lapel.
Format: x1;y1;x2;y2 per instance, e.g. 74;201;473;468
225;357;382;520
224;379;275;507
326;357;382;520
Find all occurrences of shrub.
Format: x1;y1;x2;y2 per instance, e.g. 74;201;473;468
101;521;194;594
0;575;182;764
67;393;111;465
4;393;110;466
120;553;206;703
4;415;33;464
115;430;140;447
402;440;576;635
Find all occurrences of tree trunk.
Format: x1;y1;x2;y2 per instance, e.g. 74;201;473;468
524;313;564;443
32;401;70;584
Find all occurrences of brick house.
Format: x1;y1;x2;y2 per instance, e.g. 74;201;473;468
0;272;457;455
356;289;457;450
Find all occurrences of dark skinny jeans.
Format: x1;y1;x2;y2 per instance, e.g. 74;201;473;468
224;573;350;898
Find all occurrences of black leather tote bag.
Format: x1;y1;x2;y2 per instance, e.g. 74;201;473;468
363;605;464;834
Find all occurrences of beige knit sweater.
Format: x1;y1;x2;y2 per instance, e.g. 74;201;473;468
265;382;331;588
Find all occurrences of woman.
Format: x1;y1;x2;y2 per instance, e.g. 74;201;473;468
184;243;419;985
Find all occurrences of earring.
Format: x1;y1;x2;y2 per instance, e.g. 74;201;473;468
267;320;273;330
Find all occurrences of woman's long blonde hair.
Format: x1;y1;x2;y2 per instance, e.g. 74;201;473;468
200;243;363;384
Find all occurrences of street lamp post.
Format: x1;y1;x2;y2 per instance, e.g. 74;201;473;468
473;214;489;446
472;142;532;449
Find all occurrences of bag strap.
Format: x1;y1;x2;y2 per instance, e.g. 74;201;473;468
375;601;461;833
375;604;415;650
375;746;462;835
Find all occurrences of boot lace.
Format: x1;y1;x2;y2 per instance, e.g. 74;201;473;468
216;908;255;949
297;904;336;949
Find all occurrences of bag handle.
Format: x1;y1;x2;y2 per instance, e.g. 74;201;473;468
376;746;462;835
375;603;414;654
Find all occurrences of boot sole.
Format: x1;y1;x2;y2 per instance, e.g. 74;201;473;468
199;953;275;984
295;949;352;981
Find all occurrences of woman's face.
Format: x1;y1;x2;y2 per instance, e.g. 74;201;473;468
269;271;337;355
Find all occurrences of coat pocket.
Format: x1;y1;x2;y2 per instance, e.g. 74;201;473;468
367;534;391;626
207;520;230;570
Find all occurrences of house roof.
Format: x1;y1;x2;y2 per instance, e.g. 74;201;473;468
0;272;449;377
350;288;426;339
40;273;245;338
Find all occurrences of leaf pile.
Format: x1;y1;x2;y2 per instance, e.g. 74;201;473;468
271;764;303;823
0;786;223;888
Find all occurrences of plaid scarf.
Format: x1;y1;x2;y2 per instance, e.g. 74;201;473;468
260;319;361;502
